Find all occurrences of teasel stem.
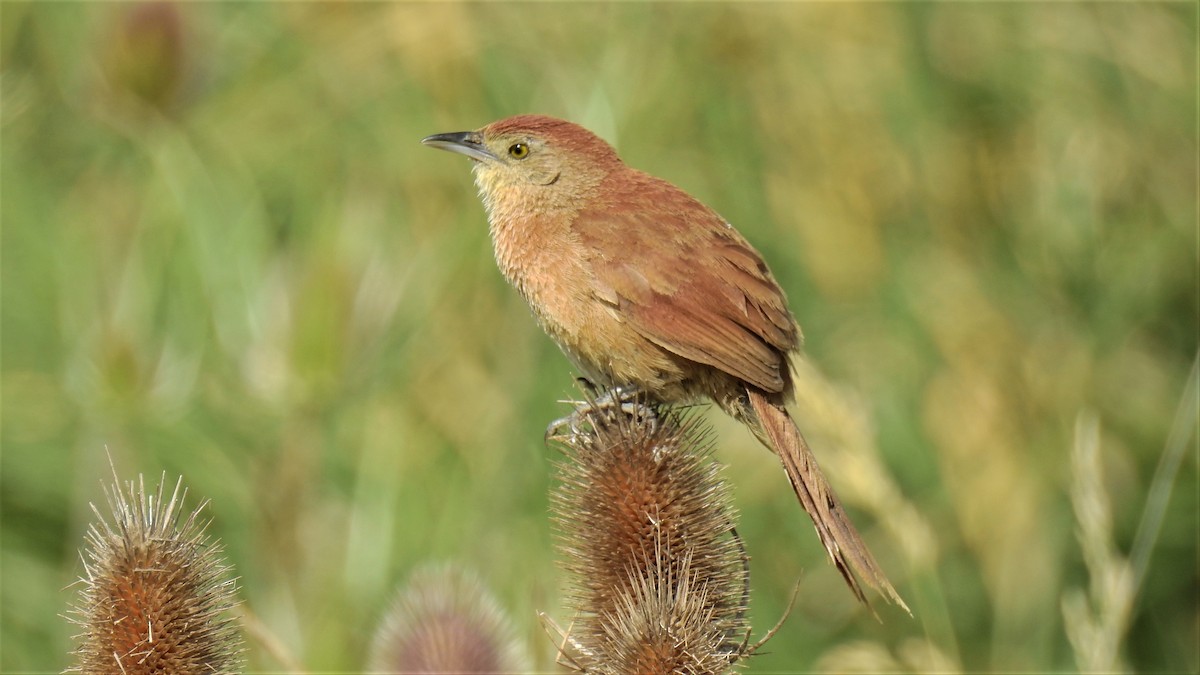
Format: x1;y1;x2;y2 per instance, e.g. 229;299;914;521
65;467;243;674
547;391;758;674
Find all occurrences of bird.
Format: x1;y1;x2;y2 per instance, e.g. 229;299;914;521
422;114;907;612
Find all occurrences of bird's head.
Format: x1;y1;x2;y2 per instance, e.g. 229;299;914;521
422;115;622;217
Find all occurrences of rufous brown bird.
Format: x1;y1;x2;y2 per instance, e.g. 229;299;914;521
422;114;907;612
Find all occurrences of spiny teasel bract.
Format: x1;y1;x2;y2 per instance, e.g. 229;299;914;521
549;395;750;674
66;472;243;674
590;543;749;675
367;564;530;674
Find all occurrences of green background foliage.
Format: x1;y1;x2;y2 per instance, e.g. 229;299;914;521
2;2;1195;672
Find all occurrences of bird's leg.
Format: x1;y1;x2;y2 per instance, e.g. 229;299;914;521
573;376;600;396
545;378;601;442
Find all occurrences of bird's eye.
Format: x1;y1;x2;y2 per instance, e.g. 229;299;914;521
508;143;530;159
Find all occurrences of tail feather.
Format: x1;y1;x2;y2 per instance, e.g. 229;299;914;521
745;388;909;614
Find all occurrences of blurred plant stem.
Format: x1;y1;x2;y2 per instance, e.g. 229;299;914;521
1130;351;1199;592
235;605;306;675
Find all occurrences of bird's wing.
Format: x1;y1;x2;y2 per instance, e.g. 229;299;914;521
577;171;800;394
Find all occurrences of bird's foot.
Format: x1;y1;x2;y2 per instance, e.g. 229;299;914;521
544;411;585;444
545;385;658;443
591;386;659;435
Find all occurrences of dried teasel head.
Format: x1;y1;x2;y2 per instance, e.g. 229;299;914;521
548;393;753;674
368;564;530;674
65;471;243;674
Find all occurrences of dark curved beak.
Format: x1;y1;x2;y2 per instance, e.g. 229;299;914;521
421;130;497;162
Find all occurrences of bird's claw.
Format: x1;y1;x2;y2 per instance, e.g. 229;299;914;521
545;412;582;444
545;386;659;444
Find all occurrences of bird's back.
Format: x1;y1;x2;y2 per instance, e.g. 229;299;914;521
567;167;801;398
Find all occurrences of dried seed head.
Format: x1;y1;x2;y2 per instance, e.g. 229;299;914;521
65;472;243;674
592;545;748;675
368;564;530;674
549;397;751;674
102;1;188;111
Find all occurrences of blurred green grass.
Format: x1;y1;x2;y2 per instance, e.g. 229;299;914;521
1;2;1195;672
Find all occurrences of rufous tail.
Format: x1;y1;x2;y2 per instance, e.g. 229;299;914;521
745;388;909;614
